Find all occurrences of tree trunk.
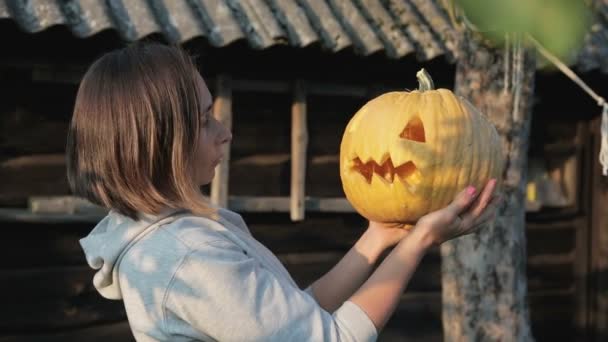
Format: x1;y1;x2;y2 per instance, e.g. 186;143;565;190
440;31;535;341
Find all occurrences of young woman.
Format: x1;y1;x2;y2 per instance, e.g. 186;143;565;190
69;42;500;342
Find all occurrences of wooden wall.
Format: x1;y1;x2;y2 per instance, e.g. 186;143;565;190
0;46;606;341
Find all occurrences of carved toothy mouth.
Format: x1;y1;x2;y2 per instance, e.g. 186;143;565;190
351;157;419;184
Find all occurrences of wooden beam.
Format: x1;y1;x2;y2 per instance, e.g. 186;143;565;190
574;121;593;339
291;80;308;221
0;321;132;341
307;82;368;97
590;116;608;341
31;65;85;84
231;79;290;93
0;154;68;202
0;207;106;223
0;195;356;223
228;78;396;98
526;219;582;230
527;252;576;266
27;196;104;214
228;196;354;213
210;75;233;208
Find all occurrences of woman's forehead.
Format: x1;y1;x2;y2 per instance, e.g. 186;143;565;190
195;73;213;104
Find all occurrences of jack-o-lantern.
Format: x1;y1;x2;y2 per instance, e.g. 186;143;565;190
339;69;504;224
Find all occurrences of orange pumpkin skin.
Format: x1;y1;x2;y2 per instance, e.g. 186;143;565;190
339;70;504;224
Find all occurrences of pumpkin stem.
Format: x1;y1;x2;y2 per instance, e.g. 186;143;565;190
416;68;435;91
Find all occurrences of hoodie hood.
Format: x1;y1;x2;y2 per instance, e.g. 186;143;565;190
79;207;186;300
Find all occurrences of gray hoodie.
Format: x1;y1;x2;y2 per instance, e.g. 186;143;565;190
79;207;378;341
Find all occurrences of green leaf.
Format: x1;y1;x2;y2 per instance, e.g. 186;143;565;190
455;0;592;60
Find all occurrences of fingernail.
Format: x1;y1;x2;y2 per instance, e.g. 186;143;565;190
466;186;476;196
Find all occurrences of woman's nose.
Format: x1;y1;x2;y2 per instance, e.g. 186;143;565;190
220;126;232;144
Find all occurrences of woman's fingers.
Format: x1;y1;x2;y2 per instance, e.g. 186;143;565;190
460;179;498;226
471;179;497;217
473;194;501;224
465;195;502;233
446;185;478;219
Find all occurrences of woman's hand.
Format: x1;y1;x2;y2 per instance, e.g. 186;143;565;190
365;220;413;251
367;179;501;251
349;179;500;332
413;179;501;247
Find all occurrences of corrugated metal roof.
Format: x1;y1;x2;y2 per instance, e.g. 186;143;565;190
1;0;607;71
0;0;457;61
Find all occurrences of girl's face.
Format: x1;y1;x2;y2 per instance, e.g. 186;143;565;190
194;74;232;186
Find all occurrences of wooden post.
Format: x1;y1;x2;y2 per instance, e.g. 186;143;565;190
575;122;592;340
210;75;232;208
291;80;308;221
590;116;608;341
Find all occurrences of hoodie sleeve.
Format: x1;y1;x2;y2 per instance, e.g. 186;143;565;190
162;239;378;342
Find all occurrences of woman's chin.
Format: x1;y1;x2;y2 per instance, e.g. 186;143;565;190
198;170;215;187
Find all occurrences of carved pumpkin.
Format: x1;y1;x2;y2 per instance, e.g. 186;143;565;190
339;69;504;224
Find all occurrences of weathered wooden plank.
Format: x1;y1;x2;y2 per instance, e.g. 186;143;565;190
233;154;291;166
228;153;343;197
0;154;69;202
210;74;233;208
291;80;308;221
1;287;125;331
0;321;133;342
30;65;86;84
231;79;290;93
1;107;69;154
0;208;104;224
245;212;366;253
231;78;383;97
526;220;579;230
229;196;297;212
0;222;90;268
0;196;356;223
229;196;354;213
307;82;369;97
308;154;342;197
28;196;106;215
0;198;355;222
528;289;576;341
1;266;94;299
280;250;442;292
527;225;576;255
229;155;290;196
527;262;574;291
527;252;575;266
380;292;442;342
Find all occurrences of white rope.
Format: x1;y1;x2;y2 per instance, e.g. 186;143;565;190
504;33;511;92
528;35;608;176
512;33;524;123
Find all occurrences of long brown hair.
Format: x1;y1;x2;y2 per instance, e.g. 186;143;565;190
66;42;217;220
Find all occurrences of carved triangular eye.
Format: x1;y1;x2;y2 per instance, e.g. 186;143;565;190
400;116;426;143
